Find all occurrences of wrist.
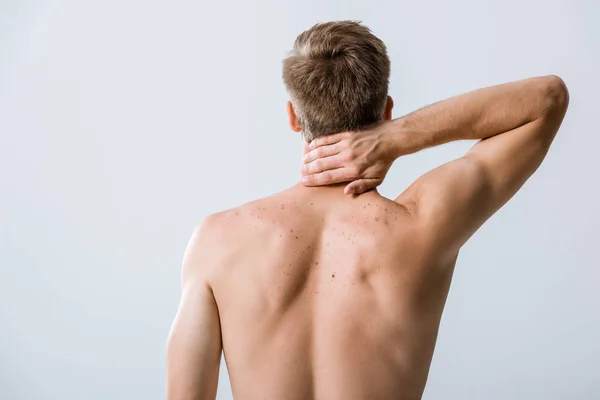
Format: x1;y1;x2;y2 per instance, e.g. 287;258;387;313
381;118;410;160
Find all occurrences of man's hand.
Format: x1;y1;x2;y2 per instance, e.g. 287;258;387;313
301;122;400;195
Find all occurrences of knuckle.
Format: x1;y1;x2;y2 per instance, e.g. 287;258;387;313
348;165;361;177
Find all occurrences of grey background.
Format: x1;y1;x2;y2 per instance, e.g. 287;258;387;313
1;0;598;399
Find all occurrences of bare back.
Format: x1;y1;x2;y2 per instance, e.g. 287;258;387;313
208;184;457;400
166;75;568;400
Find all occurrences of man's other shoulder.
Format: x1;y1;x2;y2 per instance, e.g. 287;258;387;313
195;192;288;239
193;206;246;242
183;206;254;274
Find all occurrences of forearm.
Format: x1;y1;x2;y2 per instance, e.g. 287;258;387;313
384;75;565;157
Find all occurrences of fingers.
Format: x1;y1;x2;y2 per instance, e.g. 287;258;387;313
301;167;357;187
309;132;350;150
302;154;344;175
344;178;381;195
303;142;343;164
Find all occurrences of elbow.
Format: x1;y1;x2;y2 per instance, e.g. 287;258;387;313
540;74;570;116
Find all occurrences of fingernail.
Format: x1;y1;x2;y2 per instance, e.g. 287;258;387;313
302;176;309;184
302;165;308;173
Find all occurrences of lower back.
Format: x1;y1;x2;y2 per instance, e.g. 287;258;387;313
209;185;454;400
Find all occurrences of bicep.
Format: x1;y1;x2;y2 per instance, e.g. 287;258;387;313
397;156;492;256
398;117;558;255
466;117;555;209
167;279;222;400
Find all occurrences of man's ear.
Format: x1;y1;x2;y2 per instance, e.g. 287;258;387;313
382;96;394;121
286;101;302;132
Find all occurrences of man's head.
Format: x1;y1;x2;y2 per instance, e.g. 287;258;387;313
283;21;393;142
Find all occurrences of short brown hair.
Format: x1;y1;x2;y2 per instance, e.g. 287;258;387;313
283;21;390;142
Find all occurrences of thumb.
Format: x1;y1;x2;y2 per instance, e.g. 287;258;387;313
344;179;379;195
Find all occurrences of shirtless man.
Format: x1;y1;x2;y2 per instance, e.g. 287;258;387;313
166;21;569;400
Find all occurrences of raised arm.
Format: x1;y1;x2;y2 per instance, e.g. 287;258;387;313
302;75;569;255
167;220;223;400
395;75;568;255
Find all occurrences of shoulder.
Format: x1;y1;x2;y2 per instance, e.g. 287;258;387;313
181;209;243;280
187;206;245;253
183;190;293;267
185;195;283;259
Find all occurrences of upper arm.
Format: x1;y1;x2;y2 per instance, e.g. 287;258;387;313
167;222;223;400
397;83;568;256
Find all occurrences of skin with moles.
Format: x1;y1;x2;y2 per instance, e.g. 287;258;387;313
204;183;450;400
166;75;569;400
